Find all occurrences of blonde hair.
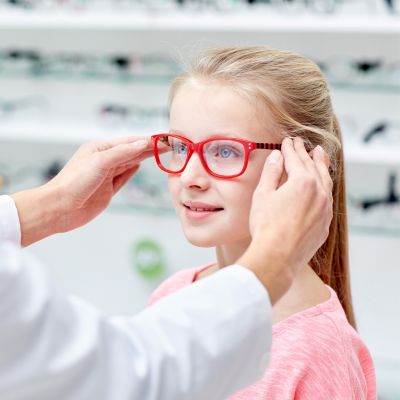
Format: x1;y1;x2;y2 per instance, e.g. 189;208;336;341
169;46;355;328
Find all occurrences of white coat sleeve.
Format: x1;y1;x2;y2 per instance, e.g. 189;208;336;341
0;195;272;400
0;195;21;245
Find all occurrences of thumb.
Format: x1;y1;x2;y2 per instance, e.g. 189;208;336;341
113;165;140;194
257;150;284;192
101;140;149;169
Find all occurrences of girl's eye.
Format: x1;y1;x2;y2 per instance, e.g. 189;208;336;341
212;145;240;158
172;141;188;155
220;147;233;158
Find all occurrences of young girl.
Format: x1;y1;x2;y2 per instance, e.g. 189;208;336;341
148;46;376;399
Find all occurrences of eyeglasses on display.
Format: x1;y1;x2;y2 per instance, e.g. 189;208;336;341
363;121;400;145
100;103;168;128
0;159;172;213
315;57;400;87
277;0;400;15
348;171;400;233
0;0;397;14
0;49;180;82
0;95;46;118
358;172;398;210
151;133;281;179
384;0;399;13
339;116;400;147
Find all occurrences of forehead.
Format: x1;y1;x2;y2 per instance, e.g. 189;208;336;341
169;81;277;142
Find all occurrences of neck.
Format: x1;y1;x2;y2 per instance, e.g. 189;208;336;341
215;237;251;269
272;265;328;323
206;242;330;325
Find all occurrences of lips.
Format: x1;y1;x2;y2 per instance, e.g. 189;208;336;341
183;201;224;221
183;201;224;212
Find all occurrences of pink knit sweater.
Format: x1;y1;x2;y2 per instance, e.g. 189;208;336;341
148;264;376;400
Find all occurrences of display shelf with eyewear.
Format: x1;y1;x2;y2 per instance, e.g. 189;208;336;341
347;168;400;236
2;120;400;168
0;137;174;216
0;12;399;33
0;0;399;32
1;49;400;94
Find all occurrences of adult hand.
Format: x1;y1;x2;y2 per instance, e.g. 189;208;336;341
238;137;333;304
12;136;153;246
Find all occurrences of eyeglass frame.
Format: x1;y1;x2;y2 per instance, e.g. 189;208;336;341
151;133;282;179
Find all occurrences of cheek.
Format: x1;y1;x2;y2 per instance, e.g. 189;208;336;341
233;187;253;213
228;165;264;220
223;180;257;227
232;193;253;231
241;162;264;197
168;177;181;208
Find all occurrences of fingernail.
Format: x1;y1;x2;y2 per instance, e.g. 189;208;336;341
282;137;293;147
316;145;327;159
132;139;148;149
267;150;282;165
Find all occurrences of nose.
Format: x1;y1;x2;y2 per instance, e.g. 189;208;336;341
180;151;210;190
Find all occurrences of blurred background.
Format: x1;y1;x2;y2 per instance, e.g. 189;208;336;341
0;1;399;398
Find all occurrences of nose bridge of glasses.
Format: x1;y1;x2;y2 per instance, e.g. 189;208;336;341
191;140;204;156
185;143;205;169
176;141;210;180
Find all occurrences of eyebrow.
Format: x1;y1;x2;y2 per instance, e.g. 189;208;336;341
169;129;242;140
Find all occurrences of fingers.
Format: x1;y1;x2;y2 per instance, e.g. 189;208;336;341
81;136;152;155
283;138;332;191
106;135;150;146
257;150;284;193
309;145;330;169
312;146;334;194
112;149;155;173
98;135;152;150
135;149;156;164
99;141;152;170
113;162;138;178
112;165;140;194
281;138;306;177
293;137;318;176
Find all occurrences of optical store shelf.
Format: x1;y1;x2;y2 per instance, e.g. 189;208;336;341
1;123;400;166
331;83;400;95
0;122;152;144
0;11;399;33
350;225;400;237
1;71;400;93
1;75;400;94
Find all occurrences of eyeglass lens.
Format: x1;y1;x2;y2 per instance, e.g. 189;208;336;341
156;135;246;176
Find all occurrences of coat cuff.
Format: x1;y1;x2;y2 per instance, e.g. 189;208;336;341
0;195;21;246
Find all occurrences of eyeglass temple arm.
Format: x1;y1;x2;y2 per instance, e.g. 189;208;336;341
256;143;282;150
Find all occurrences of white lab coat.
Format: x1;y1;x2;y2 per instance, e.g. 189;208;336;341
0;195;272;400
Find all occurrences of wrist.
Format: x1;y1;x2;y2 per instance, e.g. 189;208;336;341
11;183;65;247
237;238;294;305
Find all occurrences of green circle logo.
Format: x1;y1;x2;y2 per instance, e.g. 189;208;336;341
131;239;165;279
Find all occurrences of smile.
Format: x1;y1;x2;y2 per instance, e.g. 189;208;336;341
182;202;224;220
184;206;224;212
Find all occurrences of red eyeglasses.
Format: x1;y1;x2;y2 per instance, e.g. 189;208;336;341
151;133;282;179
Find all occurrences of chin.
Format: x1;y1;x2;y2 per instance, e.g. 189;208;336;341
185;235;217;248
183;228;248;248
181;227;218;248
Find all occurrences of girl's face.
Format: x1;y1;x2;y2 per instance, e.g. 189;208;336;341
168;82;279;248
